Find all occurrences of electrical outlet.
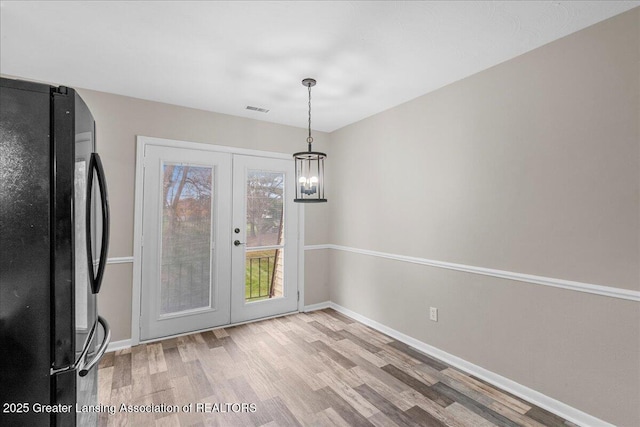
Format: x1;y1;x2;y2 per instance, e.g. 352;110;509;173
429;307;438;322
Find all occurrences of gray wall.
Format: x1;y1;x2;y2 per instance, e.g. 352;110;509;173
327;9;639;426
72;89;330;343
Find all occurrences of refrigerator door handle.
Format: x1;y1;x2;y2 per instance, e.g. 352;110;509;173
79;316;111;377
86;152;110;294
50;319;99;376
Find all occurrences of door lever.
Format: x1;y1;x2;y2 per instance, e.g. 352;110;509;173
234;240;245;247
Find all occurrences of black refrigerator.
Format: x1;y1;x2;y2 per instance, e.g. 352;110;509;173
0;77;111;426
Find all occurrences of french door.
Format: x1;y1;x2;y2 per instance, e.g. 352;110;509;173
140;145;298;341
140;146;232;340
231;155;298;324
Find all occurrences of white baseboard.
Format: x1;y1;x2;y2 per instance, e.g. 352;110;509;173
328;302;613;427
303;301;331;312
106;338;132;353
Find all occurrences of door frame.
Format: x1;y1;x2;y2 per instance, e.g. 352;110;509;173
131;136;305;346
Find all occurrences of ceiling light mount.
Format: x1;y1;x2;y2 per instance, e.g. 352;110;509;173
301;78;316;88
294;77;327;203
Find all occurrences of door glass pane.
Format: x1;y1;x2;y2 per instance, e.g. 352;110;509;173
245;170;284;302
160;164;213;314
246;170;284;247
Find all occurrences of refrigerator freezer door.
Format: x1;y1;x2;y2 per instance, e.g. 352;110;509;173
0;77;53;426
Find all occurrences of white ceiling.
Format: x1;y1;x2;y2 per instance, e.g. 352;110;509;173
1;1;637;132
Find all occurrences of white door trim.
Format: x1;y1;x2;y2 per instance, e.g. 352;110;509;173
132;135;305;345
139;136;293;159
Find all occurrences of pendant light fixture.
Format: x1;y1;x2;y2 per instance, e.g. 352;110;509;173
294;78;327;203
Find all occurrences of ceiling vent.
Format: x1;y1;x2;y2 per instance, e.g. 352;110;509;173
246;105;269;113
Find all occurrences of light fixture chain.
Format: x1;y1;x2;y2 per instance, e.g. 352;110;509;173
308;84;312;140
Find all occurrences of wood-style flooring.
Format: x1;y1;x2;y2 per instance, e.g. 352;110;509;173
98;309;575;427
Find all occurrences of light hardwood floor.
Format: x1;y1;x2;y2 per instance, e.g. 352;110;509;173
98;309;575;427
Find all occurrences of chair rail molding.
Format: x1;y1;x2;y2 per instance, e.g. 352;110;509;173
106;256;134;264
303;244;640;302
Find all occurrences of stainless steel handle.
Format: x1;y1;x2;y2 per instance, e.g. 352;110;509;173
234;240;245;247
64;320;98;374
79;316;111;377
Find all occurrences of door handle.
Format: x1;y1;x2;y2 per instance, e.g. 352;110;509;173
87;152;110;294
79;316;111;377
234;240;245;246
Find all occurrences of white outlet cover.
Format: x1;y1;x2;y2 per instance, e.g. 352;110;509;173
430;307;438;322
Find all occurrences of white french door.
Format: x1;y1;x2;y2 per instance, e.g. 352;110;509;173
231;155;299;323
140;146;232;340
139;144;298;341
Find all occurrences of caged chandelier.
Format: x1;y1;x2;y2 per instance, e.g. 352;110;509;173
293;78;327;203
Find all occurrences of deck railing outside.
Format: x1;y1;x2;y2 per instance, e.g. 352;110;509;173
246;255;276;300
